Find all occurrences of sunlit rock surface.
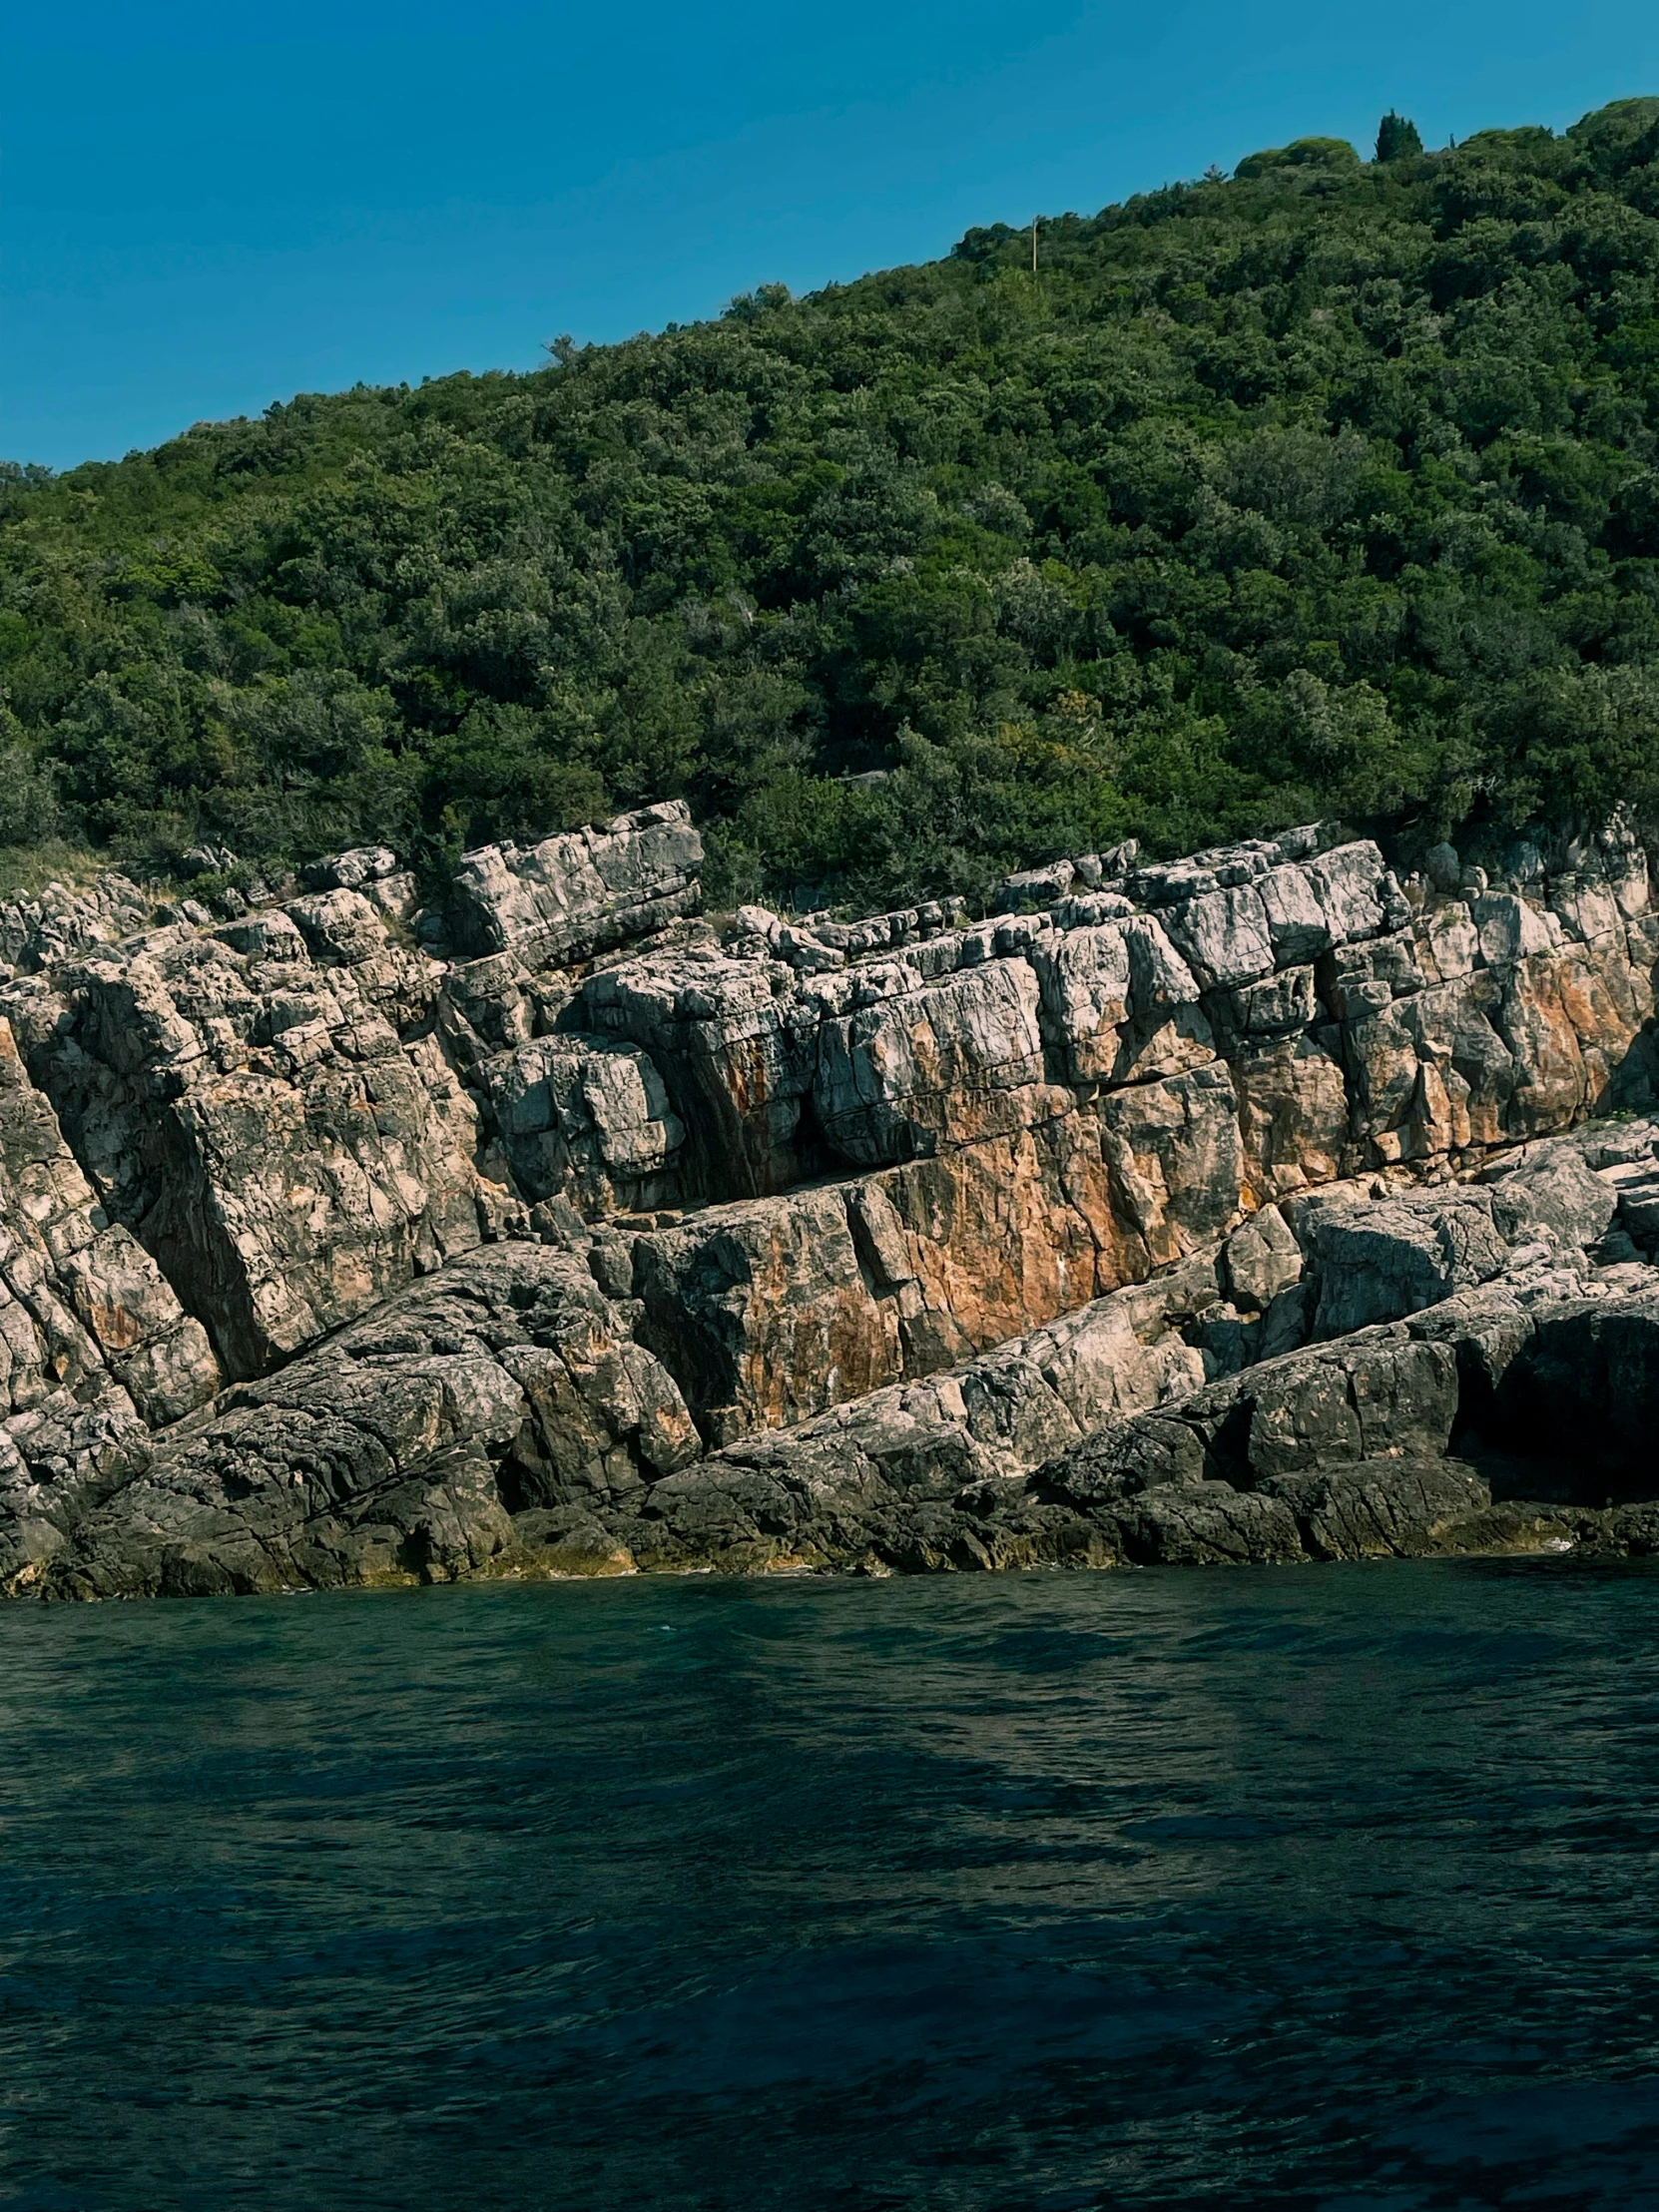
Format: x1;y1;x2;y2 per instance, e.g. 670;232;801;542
4;804;1659;1593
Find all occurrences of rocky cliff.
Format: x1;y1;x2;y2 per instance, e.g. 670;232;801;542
5;804;1659;1597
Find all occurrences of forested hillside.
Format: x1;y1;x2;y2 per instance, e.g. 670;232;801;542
11;98;1659;908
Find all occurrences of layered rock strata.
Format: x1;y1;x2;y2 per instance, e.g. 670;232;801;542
1;804;1658;1595
3;895;486;1379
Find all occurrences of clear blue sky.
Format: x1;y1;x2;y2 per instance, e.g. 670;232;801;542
6;0;1659;471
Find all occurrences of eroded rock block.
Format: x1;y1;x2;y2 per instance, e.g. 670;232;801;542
1486;1145;1617;1251
450;802;703;968
3;899;485;1379
1310;1194;1510;1336
1112;1481;1305;1565
583;946;821;1196
1246;1336;1462;1473
813;956;1058;1164
1224;1206;1303;1312
480;1034;685;1216
1258;1458;1492;1558
629;1186;904;1442
1096;1064;1246;1266
40;1244;699;1599
1161;883;1275;990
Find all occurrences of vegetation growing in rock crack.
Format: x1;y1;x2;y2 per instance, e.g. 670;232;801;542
11;98;1659;908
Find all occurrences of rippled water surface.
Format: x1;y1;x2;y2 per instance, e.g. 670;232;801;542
5;1561;1659;2208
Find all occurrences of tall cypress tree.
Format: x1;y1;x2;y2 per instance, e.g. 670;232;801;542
1376;111;1423;161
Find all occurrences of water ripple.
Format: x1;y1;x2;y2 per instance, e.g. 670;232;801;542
2;1560;1659;2206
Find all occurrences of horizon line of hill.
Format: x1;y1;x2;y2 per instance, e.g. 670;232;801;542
6;97;1659;915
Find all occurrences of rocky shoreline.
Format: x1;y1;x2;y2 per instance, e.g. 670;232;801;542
3;805;1659;1596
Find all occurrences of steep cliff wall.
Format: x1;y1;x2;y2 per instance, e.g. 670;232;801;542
2;802;1659;1596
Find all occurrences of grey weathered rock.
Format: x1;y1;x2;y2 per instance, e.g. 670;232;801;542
813;956;1056;1164
1035;1325;1468;1523
583;944;822;1195
1258;1458;1492;1558
0;1018;219;1426
39;1243;699;1599
1224;1205;1303;1311
478;1035;686;1216
450;802;703;967
1485;1142;1618;1250
0;1013;219;1588
1162;883;1276;990
298;846;387;892
0;870;155;974
1245;1335;1462;1474
1309;1192;1512;1336
1111;1480;1305;1565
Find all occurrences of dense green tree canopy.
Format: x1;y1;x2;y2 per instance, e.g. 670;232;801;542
10;98;1659;908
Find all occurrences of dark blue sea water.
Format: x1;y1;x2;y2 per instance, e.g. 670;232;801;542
4;1561;1659;2210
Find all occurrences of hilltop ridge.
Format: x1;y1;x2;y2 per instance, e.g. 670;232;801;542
9;99;1659;908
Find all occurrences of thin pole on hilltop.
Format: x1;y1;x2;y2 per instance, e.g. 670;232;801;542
1031;217;1038;275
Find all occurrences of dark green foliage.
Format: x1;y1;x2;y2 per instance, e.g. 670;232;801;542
1376;112;1424;163
10;98;1659;905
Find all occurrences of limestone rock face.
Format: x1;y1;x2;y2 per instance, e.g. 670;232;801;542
1;895;486;1379
854;1119;1124;1361
550;824;1659;1354
0;875;156;976
0;1014;219;1588
1097;1064;1245;1265
8;804;1659;1595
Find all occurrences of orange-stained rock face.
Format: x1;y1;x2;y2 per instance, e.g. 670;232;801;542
606;1072;1257;1453
5;813;1659;1593
10;810;1659;1599
442;816;1659;1462
1233;1037;1354;1199
862;1114;1124;1363
628;1185;906;1444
